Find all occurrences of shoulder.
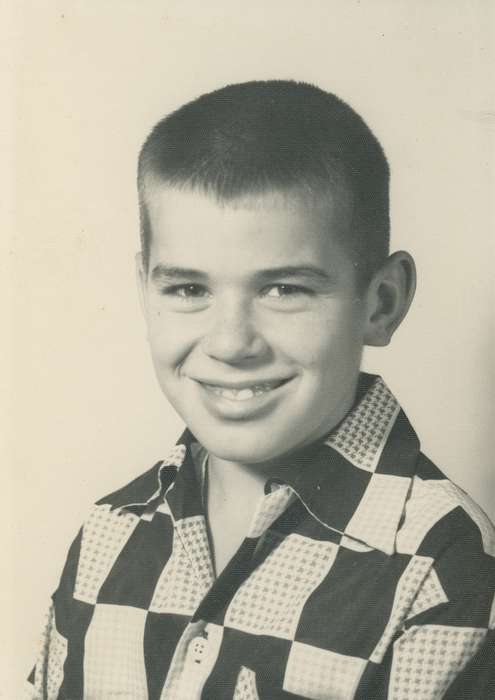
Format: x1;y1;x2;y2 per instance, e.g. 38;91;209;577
95;460;163;509
53;459;172;610
397;452;495;598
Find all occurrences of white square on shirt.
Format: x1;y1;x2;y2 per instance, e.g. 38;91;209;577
84;603;148;699
225;534;338;640
283;641;367;700
74;504;139;605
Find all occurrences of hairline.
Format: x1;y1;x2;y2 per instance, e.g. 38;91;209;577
138;172;381;294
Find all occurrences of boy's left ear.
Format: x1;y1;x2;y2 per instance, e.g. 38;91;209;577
363;251;416;347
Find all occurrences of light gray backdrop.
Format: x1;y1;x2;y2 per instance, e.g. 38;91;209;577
4;1;494;696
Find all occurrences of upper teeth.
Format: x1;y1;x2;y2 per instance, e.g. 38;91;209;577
207;383;278;400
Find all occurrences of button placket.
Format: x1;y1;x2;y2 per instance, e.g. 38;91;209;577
189;633;208;665
162;623;223;700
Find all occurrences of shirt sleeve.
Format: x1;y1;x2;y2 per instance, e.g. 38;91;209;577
26;529;82;699
443;628;495;699
25;600;66;700
385;594;495;699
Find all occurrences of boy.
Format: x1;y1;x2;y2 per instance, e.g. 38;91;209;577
27;81;494;699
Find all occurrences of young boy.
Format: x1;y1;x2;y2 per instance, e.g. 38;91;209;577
27;81;494;699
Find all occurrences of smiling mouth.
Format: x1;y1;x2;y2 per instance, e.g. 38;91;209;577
200;378;291;401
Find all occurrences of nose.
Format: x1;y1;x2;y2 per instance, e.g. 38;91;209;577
200;300;268;364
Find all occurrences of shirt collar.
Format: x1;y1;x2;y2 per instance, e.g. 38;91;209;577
102;373;419;555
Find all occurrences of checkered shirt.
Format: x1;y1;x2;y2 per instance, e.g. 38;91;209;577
27;374;495;699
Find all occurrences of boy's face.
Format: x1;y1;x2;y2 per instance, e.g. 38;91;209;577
139;184;368;466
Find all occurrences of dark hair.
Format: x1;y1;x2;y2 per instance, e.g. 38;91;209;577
138;80;390;287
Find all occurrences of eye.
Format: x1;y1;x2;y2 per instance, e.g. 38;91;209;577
263;284;311;298
161;284;210;299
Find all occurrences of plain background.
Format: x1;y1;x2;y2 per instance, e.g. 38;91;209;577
3;1;494;696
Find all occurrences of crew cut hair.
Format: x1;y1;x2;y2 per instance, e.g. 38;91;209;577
138;80;390;286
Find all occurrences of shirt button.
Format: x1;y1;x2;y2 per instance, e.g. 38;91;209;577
190;636;208;664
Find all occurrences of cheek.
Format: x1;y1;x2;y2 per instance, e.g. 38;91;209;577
276;306;363;369
146;312;198;367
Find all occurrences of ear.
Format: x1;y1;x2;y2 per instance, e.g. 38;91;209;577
135;251;148;318
363;251;416;347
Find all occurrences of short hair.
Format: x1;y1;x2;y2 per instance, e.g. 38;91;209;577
138;80;390;288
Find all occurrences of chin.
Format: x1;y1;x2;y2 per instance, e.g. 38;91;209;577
195;430;290;465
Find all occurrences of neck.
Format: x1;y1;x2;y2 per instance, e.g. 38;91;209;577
204;375;368;499
207;454;268;501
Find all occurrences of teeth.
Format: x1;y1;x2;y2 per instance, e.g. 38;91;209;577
231;388;254;400
207;382;279;400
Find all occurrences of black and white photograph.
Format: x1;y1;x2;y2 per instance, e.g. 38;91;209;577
4;1;494;698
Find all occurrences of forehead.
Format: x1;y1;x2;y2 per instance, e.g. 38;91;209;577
145;183;355;275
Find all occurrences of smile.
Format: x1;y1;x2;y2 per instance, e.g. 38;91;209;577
202;380;287;401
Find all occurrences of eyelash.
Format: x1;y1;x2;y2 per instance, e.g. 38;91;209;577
262;283;311;298
160;283;313;300
161;284;209;299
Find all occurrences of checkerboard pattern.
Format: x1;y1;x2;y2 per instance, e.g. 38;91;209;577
27;373;495;699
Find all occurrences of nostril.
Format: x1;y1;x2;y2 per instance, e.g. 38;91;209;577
201;319;267;362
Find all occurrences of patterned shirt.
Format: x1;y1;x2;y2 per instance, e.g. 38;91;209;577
27;374;495;699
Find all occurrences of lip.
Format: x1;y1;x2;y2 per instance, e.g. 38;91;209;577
191;375;296;419
192;376;293;390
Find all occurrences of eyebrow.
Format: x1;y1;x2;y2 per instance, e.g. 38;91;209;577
150;264;333;284
150;265;208;284
255;266;332;283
